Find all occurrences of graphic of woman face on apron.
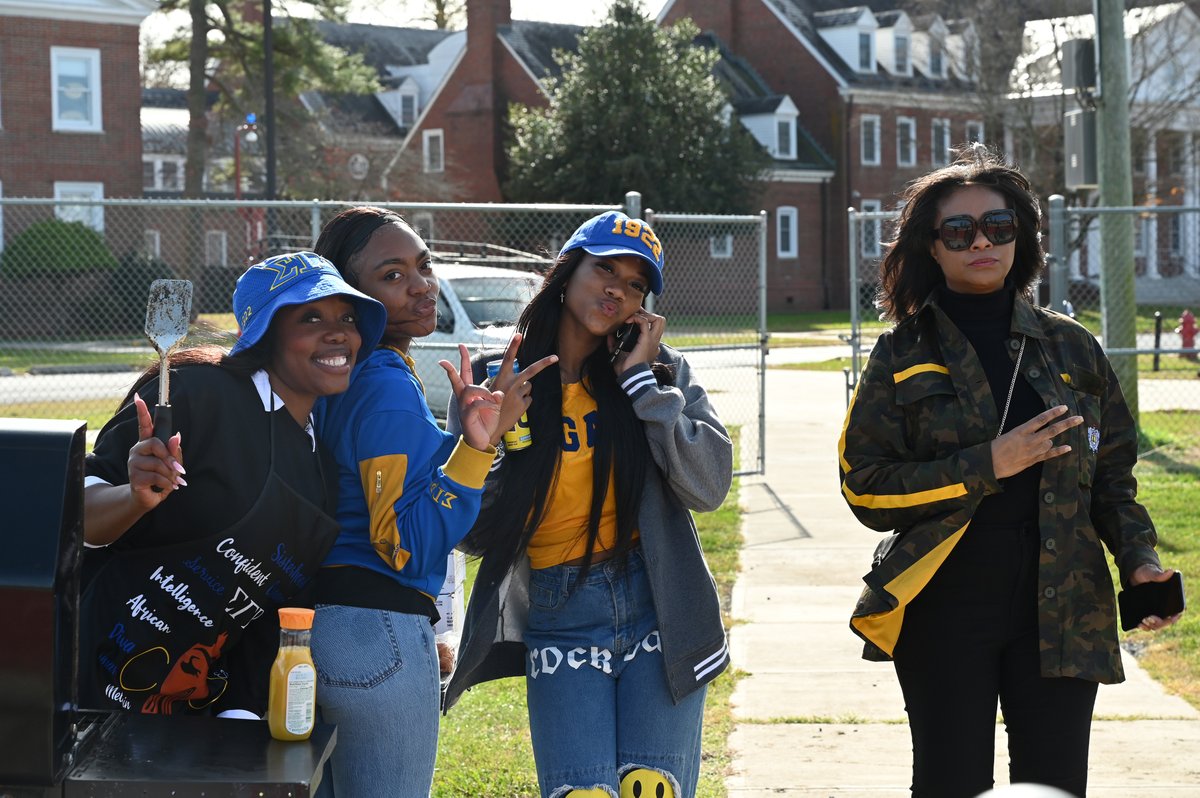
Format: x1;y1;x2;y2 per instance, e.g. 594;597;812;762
80;408;338;715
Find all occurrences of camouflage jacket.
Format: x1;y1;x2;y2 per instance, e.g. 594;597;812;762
839;291;1160;684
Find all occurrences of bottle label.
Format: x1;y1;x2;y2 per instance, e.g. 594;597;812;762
285;663;316;734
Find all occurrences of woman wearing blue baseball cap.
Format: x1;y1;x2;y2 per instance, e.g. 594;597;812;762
444;211;733;798
79;251;386;718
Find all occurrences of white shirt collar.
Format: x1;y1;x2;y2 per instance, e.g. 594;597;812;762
251;370;316;452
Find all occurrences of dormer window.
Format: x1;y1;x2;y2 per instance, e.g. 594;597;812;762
859;32;873;70
399;86;419;128
777;117;795;159
895;35;909;73
930;41;944;78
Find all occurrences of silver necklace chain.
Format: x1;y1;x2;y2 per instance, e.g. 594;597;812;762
996;335;1027;438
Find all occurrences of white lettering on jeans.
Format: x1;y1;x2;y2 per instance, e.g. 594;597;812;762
528;631;660;679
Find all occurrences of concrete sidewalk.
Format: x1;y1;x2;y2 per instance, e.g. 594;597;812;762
724;369;1200;797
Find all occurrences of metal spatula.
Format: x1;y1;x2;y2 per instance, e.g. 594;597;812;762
143;279;193;444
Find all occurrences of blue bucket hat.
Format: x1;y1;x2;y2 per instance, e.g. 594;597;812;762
230;251;387;362
561;211;665;295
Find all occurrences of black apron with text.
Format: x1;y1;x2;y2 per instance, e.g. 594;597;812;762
79;408;338;715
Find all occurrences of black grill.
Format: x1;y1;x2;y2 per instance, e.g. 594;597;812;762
0;419;334;797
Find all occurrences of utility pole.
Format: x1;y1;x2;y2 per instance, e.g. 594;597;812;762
1095;0;1139;418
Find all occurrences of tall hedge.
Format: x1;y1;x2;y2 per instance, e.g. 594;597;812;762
0;218;119;280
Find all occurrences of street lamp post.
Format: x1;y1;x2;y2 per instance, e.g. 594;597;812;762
233;113;259;200
233;114;260;263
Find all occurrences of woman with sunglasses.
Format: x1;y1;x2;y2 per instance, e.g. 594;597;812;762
839;144;1181;797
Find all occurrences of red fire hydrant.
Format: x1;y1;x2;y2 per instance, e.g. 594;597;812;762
1178;309;1197;361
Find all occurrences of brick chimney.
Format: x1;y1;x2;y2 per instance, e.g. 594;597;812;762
449;0;513;200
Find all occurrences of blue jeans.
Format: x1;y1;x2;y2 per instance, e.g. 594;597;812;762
524;549;707;798
311;605;441;798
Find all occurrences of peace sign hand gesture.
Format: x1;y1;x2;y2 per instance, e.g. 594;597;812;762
438;335;557;451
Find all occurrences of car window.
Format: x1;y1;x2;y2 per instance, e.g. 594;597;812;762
447;276;540;328
435;291;454;334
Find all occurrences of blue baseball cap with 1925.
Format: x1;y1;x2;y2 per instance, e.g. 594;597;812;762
561;211;665;295
230;251;387;362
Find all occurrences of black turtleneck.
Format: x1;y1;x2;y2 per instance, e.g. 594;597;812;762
938;285;1042;525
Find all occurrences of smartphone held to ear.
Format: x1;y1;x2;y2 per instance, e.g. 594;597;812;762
1118;571;1186;631
610;322;641;364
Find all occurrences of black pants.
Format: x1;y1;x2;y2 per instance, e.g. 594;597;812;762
892;521;1099;798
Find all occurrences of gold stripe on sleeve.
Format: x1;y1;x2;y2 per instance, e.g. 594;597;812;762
892;363;949;384
842;481;968;509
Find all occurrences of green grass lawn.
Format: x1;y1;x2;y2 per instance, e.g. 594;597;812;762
435;467;744;797
1117;412;1200;711
1074;305;1192;338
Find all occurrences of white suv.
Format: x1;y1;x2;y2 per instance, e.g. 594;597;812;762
409;263;544;418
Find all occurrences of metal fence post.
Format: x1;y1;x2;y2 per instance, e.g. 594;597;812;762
310;200;322;248
624;191;642;220
758;209;768;476
1048;194;1067;312
642;207;655;314
846;207;860;408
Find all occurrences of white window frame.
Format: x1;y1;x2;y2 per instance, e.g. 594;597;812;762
423;129;444;173
709;234;733;259
399;91;419;128
51;47;102;133
930;41;945;78
1169;213;1183;255
966;120;984;145
144;229;161;259
860;115;881;166
776;206;798;259
860;199;882;258
931;118;951;166
895;34;910;74
54;181;104;233
776;116;795;159
142;156;186;191
896;116;916;167
858;31;874;71
1134;217;1145;256
205;230;228;268
410;211;435;241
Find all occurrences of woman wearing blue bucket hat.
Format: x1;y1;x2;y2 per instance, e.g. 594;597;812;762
444;211;733;798
79;251;386;718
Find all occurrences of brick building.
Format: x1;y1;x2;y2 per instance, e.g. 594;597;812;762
0;0;155;246
659;0;983;308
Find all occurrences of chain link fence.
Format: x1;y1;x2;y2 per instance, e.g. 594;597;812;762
0;196;765;476
847;205;1200;449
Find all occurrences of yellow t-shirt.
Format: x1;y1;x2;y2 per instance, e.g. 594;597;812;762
526;381;639;569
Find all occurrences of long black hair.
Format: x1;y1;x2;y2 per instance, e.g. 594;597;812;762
313;205;411;286
464;249;668;578
877;143;1045;323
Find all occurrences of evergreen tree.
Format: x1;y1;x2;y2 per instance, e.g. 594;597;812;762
505;0;769;213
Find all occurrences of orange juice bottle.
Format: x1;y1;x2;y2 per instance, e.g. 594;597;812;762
268;607;317;741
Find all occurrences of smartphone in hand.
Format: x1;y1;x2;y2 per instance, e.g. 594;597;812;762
1118;572;1186;631
610;322;641;364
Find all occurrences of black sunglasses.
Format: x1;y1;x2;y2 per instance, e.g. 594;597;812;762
932;209;1018;251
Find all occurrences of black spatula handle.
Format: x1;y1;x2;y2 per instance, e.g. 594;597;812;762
151;404;173;493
